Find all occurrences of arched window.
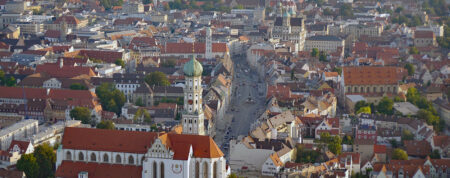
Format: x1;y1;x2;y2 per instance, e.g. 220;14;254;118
360;87;364;93
195;161;200;178
103;154;109;162
203;162;208;178
66;151;72;160
347;87;351;93
373;87;377;92
78;152;84;161
90;153;96;162
213;162;218;178
116;155;121;163
153;162;157;178
128;155;134;164
160;162;165;178
366;87;370;93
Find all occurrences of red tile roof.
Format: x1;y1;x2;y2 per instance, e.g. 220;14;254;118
343;66;405;85
373;144;386;154
163;42;228;54
55;161;142;178
7;140;31;154
0;42;9;49
62;127;224;159
22;50;48;56
403;140;432;157
339;152;360;164
128;37;157;49
78;50;123;63
35;63;95;78
44;30;61;38
414;31;434;38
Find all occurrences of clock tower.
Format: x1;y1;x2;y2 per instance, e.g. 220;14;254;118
181;55;205;135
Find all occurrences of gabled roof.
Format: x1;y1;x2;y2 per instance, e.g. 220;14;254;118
7;140;31;154
343;66;405;85
54;15;81;25
163;42;228;54
62;127;223;159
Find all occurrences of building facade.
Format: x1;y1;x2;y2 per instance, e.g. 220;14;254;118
271;3;306;51
55;127;229;178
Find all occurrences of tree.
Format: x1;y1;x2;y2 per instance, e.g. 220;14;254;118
228;173;238;178
161;59;176;68
404;63;415;76
392;148;408;160
401;129;414;141
145;71;170;86
342;135;353;145
142;0;151;4
333;67;342;75
409;47;419;54
135;97;144;106
17;154;39;178
395;6;403;13
69;83;87;90
323;8;334;16
5;76;16;86
70;107;91;124
355;101;370;114
96;120;115;129
340;3;354;18
429;149;441;159
95;83;126;115
133;108;151;124
115;59;125;68
318;132;342;155
311;48;319;57
319;51;327;62
357;106;371;114
28;143;56;178
377;97;394;115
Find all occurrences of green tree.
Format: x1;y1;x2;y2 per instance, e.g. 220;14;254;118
357;106;371;114
377;97;394;115
69;83;87;90
295;145;321;163
409;47;419;54
115;59;125;68
135;97;144;106
145;71;170;86
161;59;176;68
319;51;327;62
133;108;151;124
395;6;403;13
95;83;126;115
392;148;408;160
34;143;56;178
340;3;354;18
17;154;39;178
401;129;414;141
342;135;353;145
70;107;91;124
318;132;342;155
234;4;244;9
404;63;415;76
311;48;319;57
96;120;115;129
333;67;342;75
429;149;441;159
355;101;370;114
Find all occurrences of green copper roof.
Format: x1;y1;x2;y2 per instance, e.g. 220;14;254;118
183;57;203;77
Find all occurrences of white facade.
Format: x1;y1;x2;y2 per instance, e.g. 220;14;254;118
43;78;62;89
182;73;205;135
0;119;38;150
205;27;213;59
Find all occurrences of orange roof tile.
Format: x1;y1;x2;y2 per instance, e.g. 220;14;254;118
164;42;228;54
55;161;142;178
343;66;405;85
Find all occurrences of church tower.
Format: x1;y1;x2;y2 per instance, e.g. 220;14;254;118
205;27;213;59
181;54;205;135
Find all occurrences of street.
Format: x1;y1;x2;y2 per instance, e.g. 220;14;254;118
214;55;267;156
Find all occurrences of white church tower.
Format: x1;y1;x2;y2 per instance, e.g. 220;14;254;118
182;53;205;135
205;27;213;59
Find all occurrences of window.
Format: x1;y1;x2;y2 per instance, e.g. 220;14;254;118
103;154;109;162
66;151;72;160
160;162;165;178
153;162;157;178
213;162;218;178
195;161;200;178
128;155;134;164
78;152;84;161
90;153;96;162
116;155;121;163
203;162;208;178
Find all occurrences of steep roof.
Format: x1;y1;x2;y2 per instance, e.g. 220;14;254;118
163;42;228;54
62;127;223;159
54;15;81;25
343;66;405;85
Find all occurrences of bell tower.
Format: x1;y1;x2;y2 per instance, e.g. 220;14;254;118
181;44;205;135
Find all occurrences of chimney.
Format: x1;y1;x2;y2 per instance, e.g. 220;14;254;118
59;58;64;68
